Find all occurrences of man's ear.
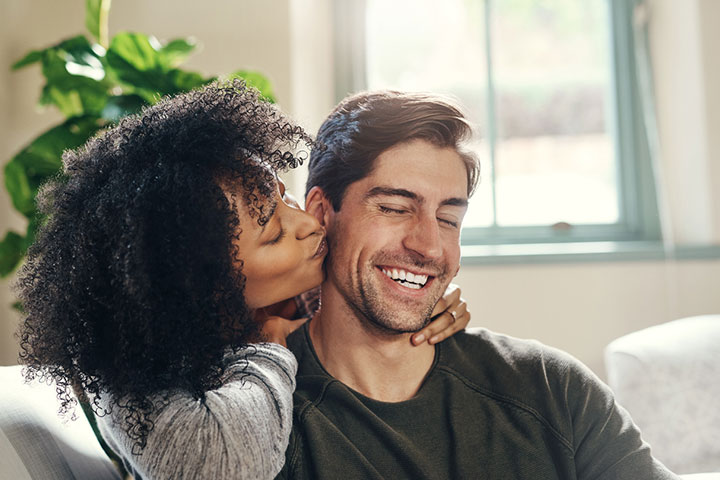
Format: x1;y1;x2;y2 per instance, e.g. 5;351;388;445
305;186;333;227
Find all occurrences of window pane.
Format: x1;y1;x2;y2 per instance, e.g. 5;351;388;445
492;0;619;226
366;0;493;227
364;0;619;230
465;139;494;227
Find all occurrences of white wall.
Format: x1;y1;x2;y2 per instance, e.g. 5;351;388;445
697;0;720;244
456;259;720;375
1;0;719;378
648;0;720;245
0;1;83;366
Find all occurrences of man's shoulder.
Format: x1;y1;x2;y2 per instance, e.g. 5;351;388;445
444;327;577;370
439;328;597;403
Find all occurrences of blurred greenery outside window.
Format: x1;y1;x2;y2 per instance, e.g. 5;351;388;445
335;0;667;262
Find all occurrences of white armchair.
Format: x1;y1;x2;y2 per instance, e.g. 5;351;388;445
605;315;720;476
0;365;121;479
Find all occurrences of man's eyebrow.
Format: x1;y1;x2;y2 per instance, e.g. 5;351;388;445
365;186;468;208
365;186;418;201
441;197;469;208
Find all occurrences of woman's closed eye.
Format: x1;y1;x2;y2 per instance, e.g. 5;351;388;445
266;227;286;245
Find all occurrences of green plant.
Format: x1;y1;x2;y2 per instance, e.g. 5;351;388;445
0;0;276;278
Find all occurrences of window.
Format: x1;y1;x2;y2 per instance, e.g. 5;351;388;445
335;0;660;250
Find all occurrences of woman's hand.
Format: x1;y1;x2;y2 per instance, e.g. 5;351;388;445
260;315;308;348
256;299;307;347
411;283;470;346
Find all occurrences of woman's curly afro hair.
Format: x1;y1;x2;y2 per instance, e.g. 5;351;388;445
16;79;312;449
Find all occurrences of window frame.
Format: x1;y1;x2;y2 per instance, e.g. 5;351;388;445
333;0;661;249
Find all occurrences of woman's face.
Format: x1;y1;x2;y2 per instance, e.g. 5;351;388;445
232;179;327;309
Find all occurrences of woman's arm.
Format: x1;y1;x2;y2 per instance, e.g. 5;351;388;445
95;343;297;479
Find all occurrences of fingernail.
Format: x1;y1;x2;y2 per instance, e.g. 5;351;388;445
413;334;425;344
429;335;440;344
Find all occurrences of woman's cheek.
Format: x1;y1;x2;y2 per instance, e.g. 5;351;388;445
267;248;302;277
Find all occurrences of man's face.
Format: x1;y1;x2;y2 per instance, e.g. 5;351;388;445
323;138;469;334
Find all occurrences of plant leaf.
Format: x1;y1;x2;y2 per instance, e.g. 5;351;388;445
39;78;108;116
42;85;85;117
85;0;102;42
41;49;102;89
5;116;104;217
4;161;34;217
159;38;196;68
0;231;26;277
107;32;162;73
227;70;276;103
24;215;42;250
37;36;110;115
48;36;107;83
106;32;179;98
101;94;146;122
167;69;210;92
12;50;43;70
21;116;103;169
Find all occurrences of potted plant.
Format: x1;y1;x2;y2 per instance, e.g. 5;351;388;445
0;0;276;288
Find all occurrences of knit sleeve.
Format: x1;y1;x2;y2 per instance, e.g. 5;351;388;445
562;354;679;479
95;343;297;480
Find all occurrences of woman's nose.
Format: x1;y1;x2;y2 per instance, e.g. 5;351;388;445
288;204;323;240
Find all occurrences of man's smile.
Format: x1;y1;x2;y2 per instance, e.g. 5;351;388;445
374;264;444;300
378;266;433;290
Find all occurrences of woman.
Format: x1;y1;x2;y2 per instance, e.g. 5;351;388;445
16;80;469;479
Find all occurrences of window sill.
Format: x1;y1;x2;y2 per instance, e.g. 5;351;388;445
460;241;720;265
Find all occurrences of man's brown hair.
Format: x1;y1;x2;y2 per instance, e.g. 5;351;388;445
306;90;480;210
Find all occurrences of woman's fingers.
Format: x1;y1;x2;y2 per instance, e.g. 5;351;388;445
415;284;465;346
260;316;308;347
286;316;309;335
258;297;299;320
412;312;450;345
430;283;460;318
428;301;469;344
412;296;469;346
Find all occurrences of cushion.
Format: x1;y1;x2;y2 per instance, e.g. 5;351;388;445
0;365;121;479
605;315;720;475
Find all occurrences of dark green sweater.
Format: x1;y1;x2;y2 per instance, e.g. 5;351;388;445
278;324;677;479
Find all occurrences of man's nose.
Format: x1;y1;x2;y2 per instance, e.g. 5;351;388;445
402;214;443;259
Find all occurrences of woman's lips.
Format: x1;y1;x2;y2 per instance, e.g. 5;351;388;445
313;237;328;258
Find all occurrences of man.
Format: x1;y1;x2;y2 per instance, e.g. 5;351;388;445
278;91;677;479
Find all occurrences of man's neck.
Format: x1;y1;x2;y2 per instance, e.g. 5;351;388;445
308;282;436;403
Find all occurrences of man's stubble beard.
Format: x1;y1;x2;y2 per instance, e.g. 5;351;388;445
355;267;436;335
328;233;448;336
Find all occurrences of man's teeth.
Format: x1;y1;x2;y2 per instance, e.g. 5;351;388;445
381;268;429;289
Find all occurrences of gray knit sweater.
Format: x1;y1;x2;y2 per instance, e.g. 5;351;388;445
94;343;297;479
